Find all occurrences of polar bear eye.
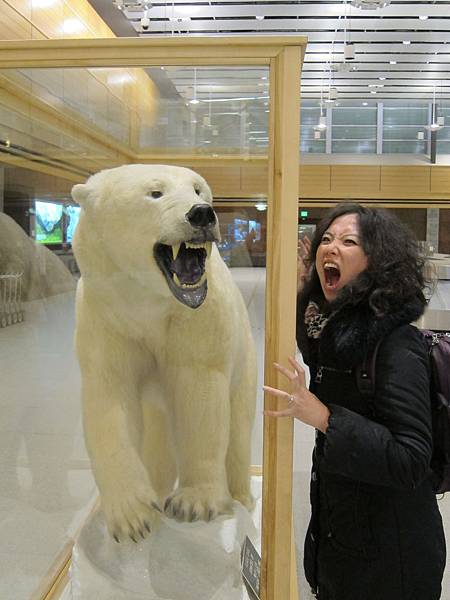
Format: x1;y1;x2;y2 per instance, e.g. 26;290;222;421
151;191;163;199
194;187;201;196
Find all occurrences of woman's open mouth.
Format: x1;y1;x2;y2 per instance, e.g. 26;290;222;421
154;241;212;308
323;262;341;290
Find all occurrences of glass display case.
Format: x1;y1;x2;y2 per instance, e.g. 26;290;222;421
0;37;305;600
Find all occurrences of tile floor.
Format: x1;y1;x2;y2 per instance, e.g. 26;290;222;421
0;268;448;599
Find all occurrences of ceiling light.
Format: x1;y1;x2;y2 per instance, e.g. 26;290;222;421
316;116;327;131
419;15;428;20
350;0;391;8
371;91;377;95
329;87;338;100
390;60;397;65
255;15;264;20
60;18;85;35
31;0;57;7
344;43;355;60
379;77;386;80
362;102;368;106
403;40;411;45
255;203;267;211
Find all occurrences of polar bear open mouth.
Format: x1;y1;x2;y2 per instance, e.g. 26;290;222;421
154;241;213;309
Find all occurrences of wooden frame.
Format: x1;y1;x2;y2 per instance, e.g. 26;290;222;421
0;37;306;600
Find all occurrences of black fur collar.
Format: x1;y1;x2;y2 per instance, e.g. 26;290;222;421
297;285;425;370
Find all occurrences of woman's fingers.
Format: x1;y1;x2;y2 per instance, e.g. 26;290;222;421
288;357;306;387
297;237;309;257
263;385;291;400
273;362;297;381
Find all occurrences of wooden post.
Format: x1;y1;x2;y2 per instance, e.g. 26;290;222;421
262;45;303;600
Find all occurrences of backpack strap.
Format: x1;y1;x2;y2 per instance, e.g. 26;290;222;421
356;337;384;399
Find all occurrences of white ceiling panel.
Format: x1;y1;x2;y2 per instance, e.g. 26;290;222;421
88;0;450;101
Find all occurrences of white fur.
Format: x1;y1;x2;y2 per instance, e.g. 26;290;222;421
72;165;256;542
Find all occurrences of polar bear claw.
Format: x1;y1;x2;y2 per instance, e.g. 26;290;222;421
164;486;233;523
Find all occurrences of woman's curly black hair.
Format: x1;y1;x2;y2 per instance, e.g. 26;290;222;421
300;203;430;318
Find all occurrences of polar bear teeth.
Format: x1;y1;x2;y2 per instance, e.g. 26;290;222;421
172;241;212;261
173;272;207;289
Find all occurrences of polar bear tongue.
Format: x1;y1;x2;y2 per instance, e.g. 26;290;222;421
172;246;206;284
154;242;208;309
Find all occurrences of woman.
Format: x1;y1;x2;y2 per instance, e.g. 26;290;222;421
264;204;446;600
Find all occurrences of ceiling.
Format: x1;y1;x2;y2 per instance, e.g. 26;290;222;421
88;0;450;104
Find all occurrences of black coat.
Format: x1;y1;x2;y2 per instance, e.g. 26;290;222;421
297;295;446;600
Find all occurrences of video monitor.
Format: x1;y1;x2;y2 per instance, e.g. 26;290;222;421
248;220;261;241
65;205;81;243
233;218;248;243
35;200;63;245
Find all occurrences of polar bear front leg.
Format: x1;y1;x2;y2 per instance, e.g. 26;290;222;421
77;320;160;542
164;367;233;522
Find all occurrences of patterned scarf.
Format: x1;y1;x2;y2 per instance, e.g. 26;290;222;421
305;300;330;339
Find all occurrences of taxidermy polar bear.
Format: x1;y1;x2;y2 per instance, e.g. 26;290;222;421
72;164;256;543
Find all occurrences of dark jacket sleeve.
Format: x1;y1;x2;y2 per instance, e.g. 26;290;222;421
321;325;433;489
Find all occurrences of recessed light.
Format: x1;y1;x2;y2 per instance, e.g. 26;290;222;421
403;40;411;45
255;15;264;20
390;60;397;65
419;15;428;20
362;102;368;106
379;77;386;80
371;91;377;95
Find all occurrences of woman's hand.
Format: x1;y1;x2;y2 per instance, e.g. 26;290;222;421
297;236;311;293
263;357;330;433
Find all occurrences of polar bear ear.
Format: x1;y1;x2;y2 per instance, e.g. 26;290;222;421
71;183;93;209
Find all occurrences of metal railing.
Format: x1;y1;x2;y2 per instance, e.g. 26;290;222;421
0;273;24;328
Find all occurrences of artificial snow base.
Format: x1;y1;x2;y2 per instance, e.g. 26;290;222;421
69;478;261;600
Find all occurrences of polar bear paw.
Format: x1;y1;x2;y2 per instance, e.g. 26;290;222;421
101;485;162;543
164;485;233;523
232;491;255;513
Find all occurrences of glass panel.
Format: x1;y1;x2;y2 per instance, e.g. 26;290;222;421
383;140;427;153
332;125;377;140
437;126;450;141
437;141;450;153
383;103;429;126
332;139;377;153
332;106;377;126
0;63;270;598
383;126;427;141
139;66;269;154
301;138;326;153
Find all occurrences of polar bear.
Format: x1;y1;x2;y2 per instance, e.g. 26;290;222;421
71;164;256;543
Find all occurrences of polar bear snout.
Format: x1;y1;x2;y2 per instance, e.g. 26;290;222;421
186;204;216;229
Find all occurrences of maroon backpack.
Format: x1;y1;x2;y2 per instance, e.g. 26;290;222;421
357;330;450;495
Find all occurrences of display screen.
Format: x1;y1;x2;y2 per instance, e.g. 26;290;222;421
233;218;249;243
230;218;262;243
35;200;63;245
65;205;81;243
248;220;261;241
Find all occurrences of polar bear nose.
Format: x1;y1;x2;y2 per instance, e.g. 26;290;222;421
186;204;217;228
